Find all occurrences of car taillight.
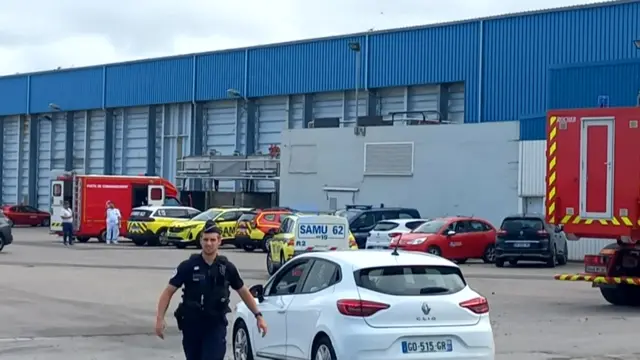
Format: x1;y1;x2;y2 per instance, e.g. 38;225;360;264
336;299;389;317
497;230;507;236
388;232;401;238
459;297;489;314
287;238;295;246
584;254;607;274
537;230;549;238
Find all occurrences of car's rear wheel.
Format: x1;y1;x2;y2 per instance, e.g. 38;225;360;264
98;230;107;243
558;242;568;265
0;234;5;252
243;242;256;252
426;246;441;256
41;218;50;227
312;335;336;360
233;320;254;360
262;235;272;253
546;245;557;268
155;229;169;246
266;252;276;275
482;244;496;263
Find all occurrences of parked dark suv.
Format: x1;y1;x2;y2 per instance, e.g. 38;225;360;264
335;205;421;248
495;214;568;268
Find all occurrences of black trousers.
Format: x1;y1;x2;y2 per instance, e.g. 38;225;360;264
181;320;227;360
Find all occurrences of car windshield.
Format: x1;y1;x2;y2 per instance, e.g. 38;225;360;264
412;219;447;234
335;209;361;221
191;209;223;221
238;213;257;221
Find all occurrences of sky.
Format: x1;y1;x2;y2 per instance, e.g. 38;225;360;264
0;0;605;75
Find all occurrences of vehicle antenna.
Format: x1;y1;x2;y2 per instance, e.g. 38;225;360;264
391;243;400;256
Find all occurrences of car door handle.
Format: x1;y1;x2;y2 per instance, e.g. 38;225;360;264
277;309;286;314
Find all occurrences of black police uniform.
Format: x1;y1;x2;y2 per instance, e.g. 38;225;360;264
169;253;244;360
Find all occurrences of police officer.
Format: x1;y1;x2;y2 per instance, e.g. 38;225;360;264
155;220;268;360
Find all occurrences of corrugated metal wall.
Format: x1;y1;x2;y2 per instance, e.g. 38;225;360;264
159;103;191;183
29;69;103;113
568;239;616;262
51;113;66;170
549;59;640;110
36;118;52;210
203;100;244;191
19;116;29;203
518;140;546;197
483;1;640;121
2;116;20;204
87;110;106;174
73;112;86;172
312;92;359;125
114;107;148;175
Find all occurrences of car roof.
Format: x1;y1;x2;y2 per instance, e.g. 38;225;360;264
208;207;253;211
133;206;195;211
504;213;545;220
300;250;458;270
378;218;429;224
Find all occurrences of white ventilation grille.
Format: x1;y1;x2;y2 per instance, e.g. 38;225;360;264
364;142;414;176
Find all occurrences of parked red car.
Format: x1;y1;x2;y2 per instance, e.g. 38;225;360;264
2;205;51;227
390;216;497;264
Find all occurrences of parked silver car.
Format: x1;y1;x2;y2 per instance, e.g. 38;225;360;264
0;211;13;252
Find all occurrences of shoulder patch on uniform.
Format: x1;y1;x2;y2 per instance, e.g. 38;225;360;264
172;268;178;277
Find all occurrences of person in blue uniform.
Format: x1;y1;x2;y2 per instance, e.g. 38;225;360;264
155;220;267;360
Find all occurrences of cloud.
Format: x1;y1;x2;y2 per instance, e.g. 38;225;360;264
0;0;602;75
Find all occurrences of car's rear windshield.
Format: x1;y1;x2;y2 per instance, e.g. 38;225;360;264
501;217;544;232
238;213;257;221
372;221;399;231
130;210;152;218
335;209;362;221
354;265;466;296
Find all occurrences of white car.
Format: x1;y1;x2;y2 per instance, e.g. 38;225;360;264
233;250;495;360
366;219;429;249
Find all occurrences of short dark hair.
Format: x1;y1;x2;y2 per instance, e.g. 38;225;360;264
203;220;221;235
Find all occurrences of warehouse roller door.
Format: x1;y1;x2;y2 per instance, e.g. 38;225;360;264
522;196;544;215
37;118;52;211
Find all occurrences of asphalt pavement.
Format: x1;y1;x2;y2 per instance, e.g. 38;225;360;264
1;227;639;360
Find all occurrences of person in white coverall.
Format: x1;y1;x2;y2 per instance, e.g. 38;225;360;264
105;201;122;244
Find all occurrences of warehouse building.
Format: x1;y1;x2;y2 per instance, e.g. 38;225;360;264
0;0;639;232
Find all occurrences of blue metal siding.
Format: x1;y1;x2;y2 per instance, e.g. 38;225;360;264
483;1;640;122
87;110;106;174
196;52;246;101
29;69;102;113
247;37;366;97
2;116;20;203
105;58;193;107
549;59;640;109
0;77;27;115
37;118;52;210
369;24;479;122
519;114;547;141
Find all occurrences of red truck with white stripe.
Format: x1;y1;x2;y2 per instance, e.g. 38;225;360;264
549;107;640;305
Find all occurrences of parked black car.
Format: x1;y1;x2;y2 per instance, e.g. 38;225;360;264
334;205;421;248
0;211;14;252
495;214;568;267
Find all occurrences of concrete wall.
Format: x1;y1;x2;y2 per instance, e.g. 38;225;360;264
279;122;520;227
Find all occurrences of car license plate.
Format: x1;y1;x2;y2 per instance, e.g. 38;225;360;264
514;243;530;248
401;339;453;353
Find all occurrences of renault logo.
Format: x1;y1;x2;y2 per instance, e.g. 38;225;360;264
421;303;431;315
520;230;524;236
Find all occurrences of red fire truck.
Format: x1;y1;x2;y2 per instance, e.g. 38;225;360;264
49;173;181;243
550;107;640;305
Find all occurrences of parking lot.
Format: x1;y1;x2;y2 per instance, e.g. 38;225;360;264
1;228;639;360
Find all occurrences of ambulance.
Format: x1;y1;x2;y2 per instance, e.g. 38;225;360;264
266;214;356;275
49;173;181;243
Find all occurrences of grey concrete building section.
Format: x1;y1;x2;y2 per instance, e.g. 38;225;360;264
279;122;520;226
3;228;640;360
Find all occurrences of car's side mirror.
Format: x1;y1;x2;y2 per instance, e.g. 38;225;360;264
446;230;456;237
249;284;265;303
